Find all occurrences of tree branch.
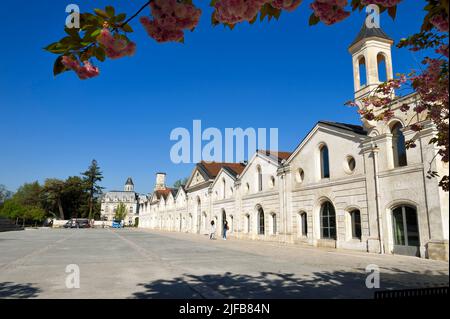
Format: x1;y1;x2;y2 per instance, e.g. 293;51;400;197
120;0;152;27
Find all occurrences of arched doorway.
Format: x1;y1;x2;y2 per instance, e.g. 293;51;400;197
320;201;336;240
257;205;265;235
222;209;227;237
298;212;307;238
202;212;207;232
392;206;420;257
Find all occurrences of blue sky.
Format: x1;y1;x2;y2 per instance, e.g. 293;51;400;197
0;0;429;193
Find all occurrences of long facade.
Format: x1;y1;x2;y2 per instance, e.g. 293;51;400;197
138;24;449;261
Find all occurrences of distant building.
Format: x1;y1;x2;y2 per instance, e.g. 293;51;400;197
100;177;139;225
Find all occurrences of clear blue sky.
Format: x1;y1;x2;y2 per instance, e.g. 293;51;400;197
0;1;429;193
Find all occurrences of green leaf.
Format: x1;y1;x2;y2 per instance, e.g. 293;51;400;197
309;13;320;26
105;6;115;18
65;27;80;39
121;24;134;32
53;56;67;76
91;29;102;38
95;47;106;62
94;8;109;19
115;13;126;22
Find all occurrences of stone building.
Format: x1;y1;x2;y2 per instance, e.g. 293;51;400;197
138;24;449;261
100;177;139;225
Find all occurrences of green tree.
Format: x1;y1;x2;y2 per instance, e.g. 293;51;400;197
81;160;104;220
114;203;127;222
0;199;25;223
27;206;46;227
14;182;42;207
42;179;66;220
173;178;188;189
61;176;88;219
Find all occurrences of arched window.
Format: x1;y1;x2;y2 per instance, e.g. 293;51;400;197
377;53;387;82
222;209;227;227
202;212;207;231
257;166;263;192
320;201;336;239
359;56;367;87
350;210;362;240
299;212;308;237
391;122;407;167
222;178;226;199
245;214;250;233
197;197;201;216
257;206;265;235
320;145;330;179
230;215;234;233
271;213;277;235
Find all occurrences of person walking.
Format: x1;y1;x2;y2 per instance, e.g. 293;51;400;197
223;220;229;240
209;221;216;240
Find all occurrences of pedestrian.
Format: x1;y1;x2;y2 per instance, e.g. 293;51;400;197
223;220;229;240
209;221;216;240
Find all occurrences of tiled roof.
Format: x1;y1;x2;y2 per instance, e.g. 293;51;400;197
125;177;134;185
154;188;173;200
258;150;293;163
198;161;246;179
349;22;393;48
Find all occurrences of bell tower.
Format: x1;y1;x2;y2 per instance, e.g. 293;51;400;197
124;177;134;192
349;21;394;103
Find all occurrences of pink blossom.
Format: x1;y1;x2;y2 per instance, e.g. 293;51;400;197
360;0;402;7
271;0;302;11
140;0;201;43
97;28;136;59
61;56;100;80
310;0;350;26
430;13;449;33
214;0;270;25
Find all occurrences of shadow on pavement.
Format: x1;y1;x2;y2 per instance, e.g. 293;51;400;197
0;282;41;299
131;268;449;299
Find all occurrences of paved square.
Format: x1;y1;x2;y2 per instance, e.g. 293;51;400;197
0;228;448;299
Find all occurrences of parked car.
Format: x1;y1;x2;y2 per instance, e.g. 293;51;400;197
112;220;123;229
63;219;91;229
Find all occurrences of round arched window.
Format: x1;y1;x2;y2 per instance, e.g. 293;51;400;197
345;156;356;174
296;168;305;183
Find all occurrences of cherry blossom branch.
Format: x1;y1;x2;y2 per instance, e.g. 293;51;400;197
120;1;152;28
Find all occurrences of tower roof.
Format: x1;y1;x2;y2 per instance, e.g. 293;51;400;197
125;177;134;186
349;22;393;49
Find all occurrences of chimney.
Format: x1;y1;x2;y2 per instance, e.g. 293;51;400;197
154;173;166;191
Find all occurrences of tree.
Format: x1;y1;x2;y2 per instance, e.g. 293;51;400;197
62;176;89;219
14;182;43;207
114;203;128;221
42;179;66;220
0;199;25;222
81;160;104;220
173;178;188;189
27;206;46;227
0;184;13;204
45;0;448;190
